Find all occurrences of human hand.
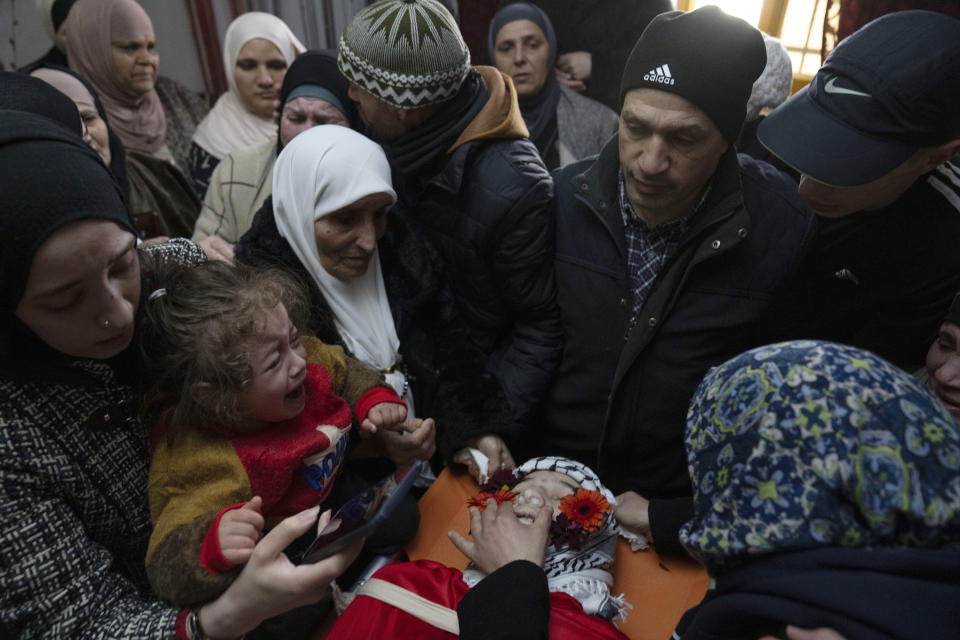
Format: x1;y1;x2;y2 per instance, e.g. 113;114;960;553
614;491;652;544
375;417;436;466
199;506;364;637
218;496;265;566
360;401;408;434
556;51;591;91
759;627;848;640
452;434;516;482
449;498;551;574
198;235;236;264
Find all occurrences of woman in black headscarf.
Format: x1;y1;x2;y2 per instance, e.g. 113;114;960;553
0;70;85;133
0;107;363;639
21;64;200;239
22;66;128;195
192;49;357;243
486;2;617;169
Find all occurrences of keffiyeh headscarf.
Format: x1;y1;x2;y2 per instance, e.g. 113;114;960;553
63;0;166;154
192;12;304;160
680;340;960;575
464;456;628;621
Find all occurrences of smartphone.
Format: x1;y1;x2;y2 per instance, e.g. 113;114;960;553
298;460;426;564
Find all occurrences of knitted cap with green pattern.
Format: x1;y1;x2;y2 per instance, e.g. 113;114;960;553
338;0;470;109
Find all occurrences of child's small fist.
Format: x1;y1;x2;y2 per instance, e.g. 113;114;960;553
360;401;408;434
218;496;265;567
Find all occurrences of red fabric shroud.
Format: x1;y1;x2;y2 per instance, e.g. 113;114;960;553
325;559;629;640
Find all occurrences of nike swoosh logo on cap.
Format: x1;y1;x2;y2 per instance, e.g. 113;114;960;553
824;76;872;98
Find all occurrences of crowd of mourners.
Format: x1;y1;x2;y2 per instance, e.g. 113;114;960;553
2;0;960;639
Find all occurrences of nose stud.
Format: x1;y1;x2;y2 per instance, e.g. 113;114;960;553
103;319;111;328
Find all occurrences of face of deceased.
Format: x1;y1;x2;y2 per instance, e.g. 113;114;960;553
511;470;579;524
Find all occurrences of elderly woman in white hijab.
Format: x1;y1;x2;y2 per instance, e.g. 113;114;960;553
236;125;519;482
189;11;304;196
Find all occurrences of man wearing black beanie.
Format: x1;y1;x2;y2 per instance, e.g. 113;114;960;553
522;6;818;556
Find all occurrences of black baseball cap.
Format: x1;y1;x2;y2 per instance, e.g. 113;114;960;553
758;10;960;187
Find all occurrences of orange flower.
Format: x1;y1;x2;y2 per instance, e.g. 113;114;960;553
558;489;610;532
467;489;516;511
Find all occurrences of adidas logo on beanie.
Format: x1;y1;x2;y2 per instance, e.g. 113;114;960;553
620;6;766;143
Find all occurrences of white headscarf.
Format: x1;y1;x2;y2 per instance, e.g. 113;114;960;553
192;11;304;160
273;125;404;392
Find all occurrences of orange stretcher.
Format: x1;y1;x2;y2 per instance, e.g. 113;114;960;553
406;469;710;640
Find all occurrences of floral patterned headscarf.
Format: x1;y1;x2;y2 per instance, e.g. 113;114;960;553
680;340;960;574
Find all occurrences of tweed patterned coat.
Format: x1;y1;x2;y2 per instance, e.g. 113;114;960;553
0;239;205;639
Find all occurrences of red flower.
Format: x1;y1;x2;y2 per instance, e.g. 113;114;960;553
467;489;516;511
558;489;610;532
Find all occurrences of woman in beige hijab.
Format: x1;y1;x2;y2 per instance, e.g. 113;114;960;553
60;0;200;237
189;12;304;196
62;0;168;158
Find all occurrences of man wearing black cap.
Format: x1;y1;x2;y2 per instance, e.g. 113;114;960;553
758;10;960;371
525;6;817;553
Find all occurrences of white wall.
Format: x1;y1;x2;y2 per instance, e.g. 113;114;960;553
140;0;206;93
0;0;52;71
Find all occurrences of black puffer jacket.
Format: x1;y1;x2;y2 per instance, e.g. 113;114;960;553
393;134;562;425
236;199;514;461
530;140;816;551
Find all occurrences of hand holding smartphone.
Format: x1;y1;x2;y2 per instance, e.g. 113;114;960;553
298;460;425;564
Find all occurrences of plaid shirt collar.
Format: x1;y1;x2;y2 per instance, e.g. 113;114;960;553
617;169;713;317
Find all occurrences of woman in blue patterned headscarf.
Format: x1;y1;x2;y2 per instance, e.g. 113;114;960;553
675;340;960;640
